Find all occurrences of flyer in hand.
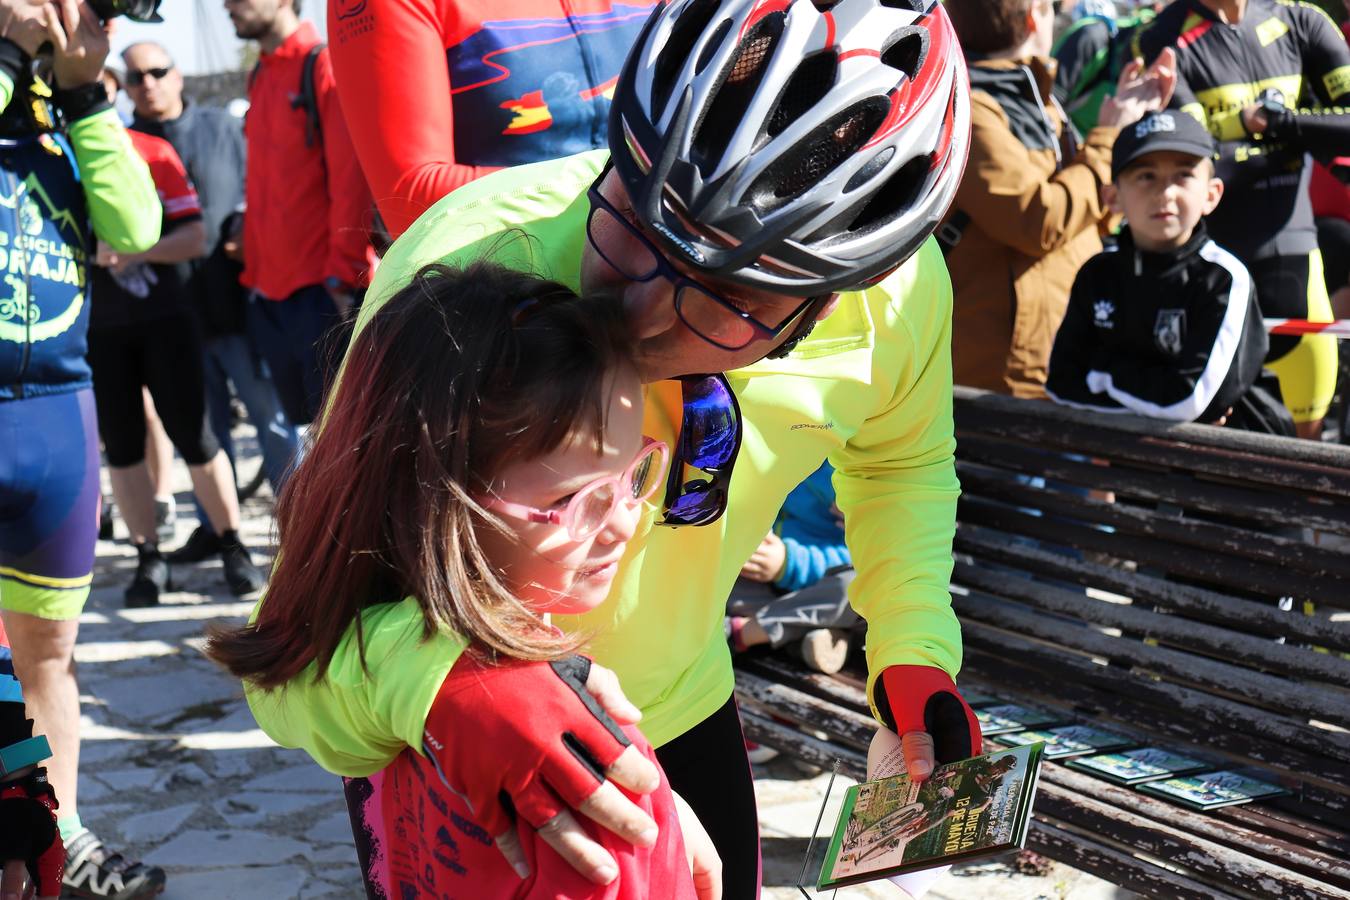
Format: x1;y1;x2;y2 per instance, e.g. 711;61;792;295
817;744;1045;890
1066;747;1210;785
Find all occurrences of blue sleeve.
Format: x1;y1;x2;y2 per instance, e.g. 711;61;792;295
774;536;852;593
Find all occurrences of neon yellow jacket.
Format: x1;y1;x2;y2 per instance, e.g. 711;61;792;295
245;150;962;775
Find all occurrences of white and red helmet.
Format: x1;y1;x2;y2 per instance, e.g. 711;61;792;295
610;0;970;295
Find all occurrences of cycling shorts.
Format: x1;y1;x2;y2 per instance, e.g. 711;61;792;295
0;389;100;620
1251;251;1336;425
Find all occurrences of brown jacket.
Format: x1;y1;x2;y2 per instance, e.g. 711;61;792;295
945;56;1116;398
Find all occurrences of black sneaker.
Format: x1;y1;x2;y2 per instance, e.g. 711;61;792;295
62;829;166;898
99;497;115;541
125;544;169;608
165;525;221;564
220;531;266;595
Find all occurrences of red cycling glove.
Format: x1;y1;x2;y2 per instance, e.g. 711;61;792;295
875;665;982;766
421;653;633;836
0;767;63;897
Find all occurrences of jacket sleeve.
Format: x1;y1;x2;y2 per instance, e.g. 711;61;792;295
1259;5;1350;157
67;110;161;254
316;51;375;289
1086;247;1258;422
328;0;498;239
1045;259;1123;411
956;94;1116;259
828;239;963;721
1053;17;1110;106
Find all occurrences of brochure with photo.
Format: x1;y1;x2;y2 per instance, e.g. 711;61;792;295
1066;747;1210;785
817;743;1045;890
1139;771;1288;810
996;725;1134;759
974;704;1064;736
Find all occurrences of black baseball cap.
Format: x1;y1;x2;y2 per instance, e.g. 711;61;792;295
1111;111;1216;179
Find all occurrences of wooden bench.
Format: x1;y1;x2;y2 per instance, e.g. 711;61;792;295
736;386;1350;900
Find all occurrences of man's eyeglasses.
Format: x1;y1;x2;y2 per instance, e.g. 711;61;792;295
585;168;817;351
660;374;742;528
126;66;173;87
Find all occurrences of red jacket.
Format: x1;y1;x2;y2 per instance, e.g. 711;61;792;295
242;22;376;299
328;0;656;237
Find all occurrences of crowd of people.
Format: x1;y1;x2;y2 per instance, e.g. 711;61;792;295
0;0;1345;897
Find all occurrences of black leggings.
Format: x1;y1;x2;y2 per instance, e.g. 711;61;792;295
655;696;761;900
87;314;219;468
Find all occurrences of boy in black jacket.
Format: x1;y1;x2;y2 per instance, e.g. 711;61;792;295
1047;110;1290;433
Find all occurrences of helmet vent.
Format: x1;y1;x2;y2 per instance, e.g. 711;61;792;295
878;0;926;11
692;15;784;171
766;51;838;140
881;29;928;82
750;99;887;211
848;152;931;232
653;0;722;121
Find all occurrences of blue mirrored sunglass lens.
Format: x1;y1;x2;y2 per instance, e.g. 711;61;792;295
681;378;738;469
665;487;725;524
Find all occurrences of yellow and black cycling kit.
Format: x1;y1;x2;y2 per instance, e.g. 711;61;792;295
1139;0;1350;423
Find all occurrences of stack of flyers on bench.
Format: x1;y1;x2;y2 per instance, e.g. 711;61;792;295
1139;771;1288;810
817;743;1045;890
1066;748;1209;785
996;725;1134;759
974;704;1063;736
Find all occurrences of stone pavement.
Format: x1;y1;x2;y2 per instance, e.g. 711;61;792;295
71;437;1132;899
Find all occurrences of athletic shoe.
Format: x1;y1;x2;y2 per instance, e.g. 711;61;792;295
798;628;849;675
125;544;169;608
153;498;176;544
219;532;266;595
62;828;166;898
165;525;222;564
745;740;780;764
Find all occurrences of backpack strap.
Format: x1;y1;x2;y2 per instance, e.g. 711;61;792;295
290;42;326;149
936;210;969;257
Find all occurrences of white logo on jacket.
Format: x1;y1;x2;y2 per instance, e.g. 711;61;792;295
1155;309;1187;355
1094;300;1115;328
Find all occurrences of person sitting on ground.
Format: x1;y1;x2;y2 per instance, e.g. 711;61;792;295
1046;111;1294;435
941;0;1175;398
208;262;720;899
727;461;858;676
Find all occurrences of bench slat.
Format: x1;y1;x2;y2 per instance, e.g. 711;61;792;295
952;561;1350;687
958;496;1340;603
956;464;1350;593
953;387;1350;500
955;526;1350;651
956;434;1350;536
955;591;1350;730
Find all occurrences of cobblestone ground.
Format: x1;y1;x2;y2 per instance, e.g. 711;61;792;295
72;432;1133;899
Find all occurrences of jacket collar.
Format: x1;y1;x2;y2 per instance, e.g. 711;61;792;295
263;21;320;61
132;98;194;136
967;55;1057;98
1115;220;1211;275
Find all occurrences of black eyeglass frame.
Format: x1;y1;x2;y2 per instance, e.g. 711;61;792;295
585;167;817;352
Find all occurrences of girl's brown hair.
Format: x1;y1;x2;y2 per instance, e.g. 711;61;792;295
207;261;635;689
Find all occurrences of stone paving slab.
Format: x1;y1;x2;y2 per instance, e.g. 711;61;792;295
68;435;1133;899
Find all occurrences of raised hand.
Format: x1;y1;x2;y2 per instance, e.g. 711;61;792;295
1099;47;1178;129
44;0;110;88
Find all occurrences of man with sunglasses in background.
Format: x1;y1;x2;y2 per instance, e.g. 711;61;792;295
245;0;1000;895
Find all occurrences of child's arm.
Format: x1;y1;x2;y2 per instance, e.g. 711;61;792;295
774;536;851;593
1078;248;1261;422
1045;260;1120;411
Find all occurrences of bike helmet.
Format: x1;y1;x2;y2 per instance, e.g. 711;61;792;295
610;0;970;296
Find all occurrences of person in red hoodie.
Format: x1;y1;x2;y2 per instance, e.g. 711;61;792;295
225;0;378;427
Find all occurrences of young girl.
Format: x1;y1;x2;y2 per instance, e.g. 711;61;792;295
207;262;716;898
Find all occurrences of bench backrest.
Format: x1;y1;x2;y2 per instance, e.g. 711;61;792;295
950;387;1350;836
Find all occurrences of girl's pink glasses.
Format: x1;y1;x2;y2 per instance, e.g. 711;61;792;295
484;439;671;541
